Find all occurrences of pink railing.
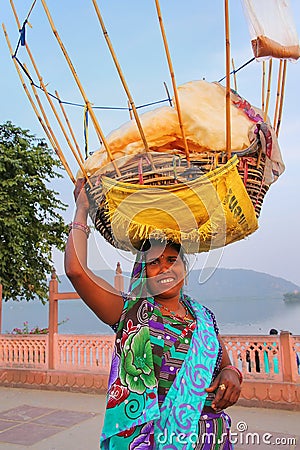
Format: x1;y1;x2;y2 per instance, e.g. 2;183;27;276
0;335;48;370
0;333;299;382
55;335;115;372
0;334;114;373
292;335;300;375
224;335;282;381
223;333;300;383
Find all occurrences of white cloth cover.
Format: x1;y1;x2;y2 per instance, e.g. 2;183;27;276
241;0;300;60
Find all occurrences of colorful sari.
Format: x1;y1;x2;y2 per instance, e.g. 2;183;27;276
100;254;232;449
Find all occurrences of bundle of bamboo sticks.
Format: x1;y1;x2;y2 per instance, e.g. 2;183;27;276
2;0;288;187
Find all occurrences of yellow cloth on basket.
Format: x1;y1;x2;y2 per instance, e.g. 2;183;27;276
102;155;258;253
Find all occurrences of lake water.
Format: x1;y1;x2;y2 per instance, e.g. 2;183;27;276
203;296;300;335
2;295;300;336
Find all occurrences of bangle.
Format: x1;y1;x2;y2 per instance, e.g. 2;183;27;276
221;365;243;384
68;221;91;238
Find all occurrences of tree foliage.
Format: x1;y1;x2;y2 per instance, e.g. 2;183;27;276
0;121;68;302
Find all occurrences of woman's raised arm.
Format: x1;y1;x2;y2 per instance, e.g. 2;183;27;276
64;179;124;325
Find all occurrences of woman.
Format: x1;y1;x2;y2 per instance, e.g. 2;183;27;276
65;180;242;449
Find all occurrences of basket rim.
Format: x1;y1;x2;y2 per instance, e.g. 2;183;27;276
94;155;239;192
87;137;260;181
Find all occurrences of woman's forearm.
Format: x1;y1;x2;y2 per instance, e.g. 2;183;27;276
65;205;89;278
219;336;232;369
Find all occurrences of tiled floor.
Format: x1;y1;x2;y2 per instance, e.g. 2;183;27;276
0;404;97;446
0;388;299;450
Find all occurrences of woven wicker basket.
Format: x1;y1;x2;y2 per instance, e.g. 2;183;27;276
85;127;269;251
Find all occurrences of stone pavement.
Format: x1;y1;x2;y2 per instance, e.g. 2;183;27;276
0;386;299;449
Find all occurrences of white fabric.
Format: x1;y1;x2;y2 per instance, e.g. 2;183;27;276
241;0;300;60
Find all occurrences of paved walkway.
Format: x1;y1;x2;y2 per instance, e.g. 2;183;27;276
0;387;299;449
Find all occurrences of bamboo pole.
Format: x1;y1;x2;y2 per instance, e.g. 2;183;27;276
224;0;232;158
276;60;287;137
9;0;92;186
127;100;133;120
2;23;75;183
35;83;92;184
264;58;273;122
25;64;79;182
154;0;190;163
262;60;266;112
55;90;84;163
40;0;121;176
24;63;75;173
83;104;89;159
273;59;283;129
231;57;237;92
26;0;37;20
91;0;150;155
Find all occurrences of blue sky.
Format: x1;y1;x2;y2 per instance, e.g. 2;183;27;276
1;1;300;286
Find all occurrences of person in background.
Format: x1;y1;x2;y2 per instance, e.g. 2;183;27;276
65;179;242;449
263;328;279;374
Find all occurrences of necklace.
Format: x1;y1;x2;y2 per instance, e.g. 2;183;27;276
156;299;193;322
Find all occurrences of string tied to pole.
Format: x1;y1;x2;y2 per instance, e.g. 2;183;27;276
13;0;36;55
83;104;89;159
19;20;27;46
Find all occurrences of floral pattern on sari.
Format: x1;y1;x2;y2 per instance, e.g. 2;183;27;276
120;326;156;394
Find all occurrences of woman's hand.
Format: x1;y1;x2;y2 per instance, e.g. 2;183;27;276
73;178;89;209
205;368;241;411
74;178;89;212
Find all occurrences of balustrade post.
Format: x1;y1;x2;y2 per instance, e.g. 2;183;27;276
280;330;298;383
114;262;124;292
48;268;59;369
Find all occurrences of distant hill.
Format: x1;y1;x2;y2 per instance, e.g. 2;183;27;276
56;270;116;292
186;268;299;301
57;268;299;301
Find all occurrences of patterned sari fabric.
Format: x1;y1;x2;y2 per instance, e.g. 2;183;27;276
100;254;233;449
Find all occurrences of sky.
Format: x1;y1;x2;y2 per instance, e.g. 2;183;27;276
1;1;300;287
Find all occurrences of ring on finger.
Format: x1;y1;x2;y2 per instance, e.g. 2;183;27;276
219;383;226;391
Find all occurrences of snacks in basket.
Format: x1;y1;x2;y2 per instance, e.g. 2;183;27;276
78;80;262;178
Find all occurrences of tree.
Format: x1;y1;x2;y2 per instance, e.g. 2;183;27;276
0;121;68;302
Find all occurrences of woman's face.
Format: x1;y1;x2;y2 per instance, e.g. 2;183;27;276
145;243;185;301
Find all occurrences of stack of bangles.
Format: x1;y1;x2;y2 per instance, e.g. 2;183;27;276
68;221;91;238
220;365;243;384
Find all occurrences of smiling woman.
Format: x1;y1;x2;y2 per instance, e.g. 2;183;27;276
64;179;242;449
